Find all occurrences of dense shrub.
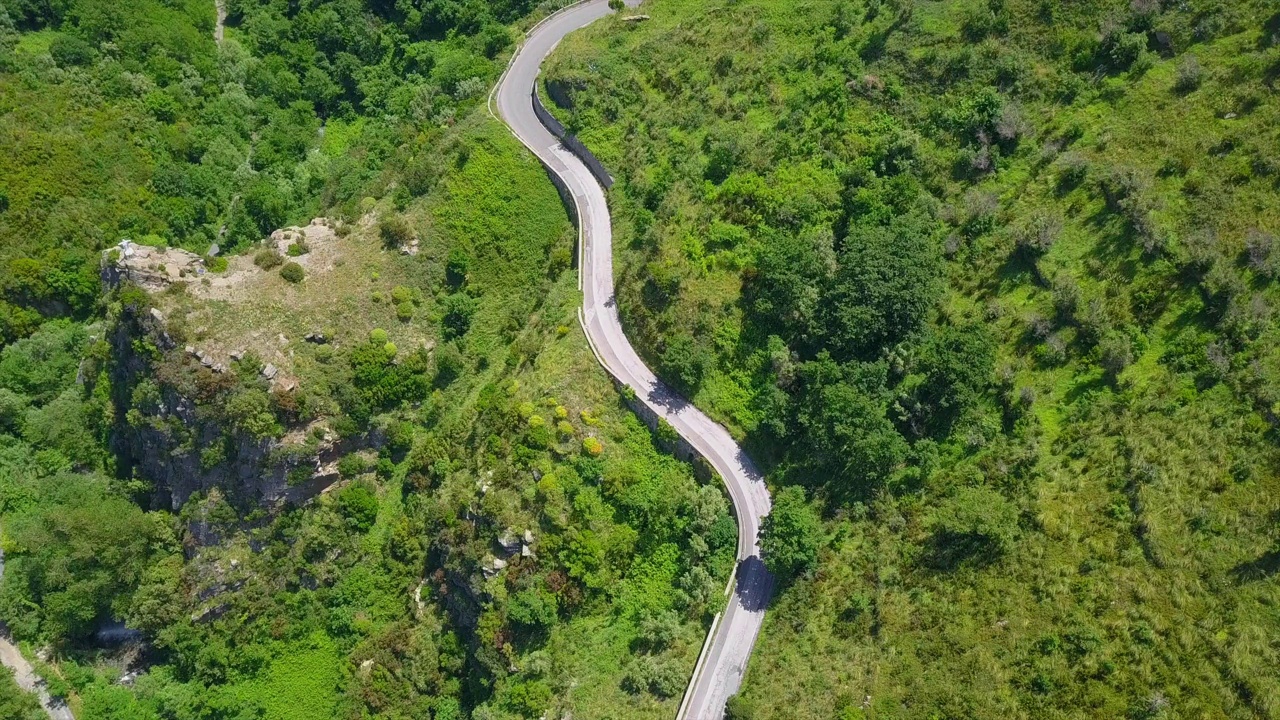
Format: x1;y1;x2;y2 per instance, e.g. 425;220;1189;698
254;248;284;270
379;216;413;249
441;292;477;339
333;481;379;533
927;486;1018;564
280;262;305;283
1175;54;1203;92
48;34;95;67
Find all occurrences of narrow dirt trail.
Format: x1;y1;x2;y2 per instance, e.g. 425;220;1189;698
214;0;226;44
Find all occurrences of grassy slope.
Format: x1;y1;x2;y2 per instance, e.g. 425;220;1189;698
545;0;1280;717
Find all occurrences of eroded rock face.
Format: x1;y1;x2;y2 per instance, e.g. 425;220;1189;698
269;218;339;255
106;304;353;514
102;240;207;291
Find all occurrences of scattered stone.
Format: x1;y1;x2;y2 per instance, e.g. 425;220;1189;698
481;556;507;578
521;544;534;558
200;356;214;368
186;345;196;355
1224;112;1237;120
104;239;204;291
229;349;244;360
207;243;220;257
277;333;288;345
150;307;165;322
304;332;327;344
498;530;521;554
523;529;535;544
622;13;650;21
262;363;278;379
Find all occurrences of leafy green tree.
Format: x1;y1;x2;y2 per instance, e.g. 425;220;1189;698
759;486;823;580
0;666;42;720
49;33;96;67
0;320;86;403
910;323;996;435
748;226;834;350
441;292;477;339
333;481;379;533
224;388;281;440
508;581;559;633
22;388;100;468
821;211;942;360
559;528;606;589
795;356;906;494
505;679;552;718
126;555;184;635
659;333;707;393
0;476;160;644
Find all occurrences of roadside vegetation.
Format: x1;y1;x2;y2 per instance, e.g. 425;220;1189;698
546;0;1280;716
0;1;732;719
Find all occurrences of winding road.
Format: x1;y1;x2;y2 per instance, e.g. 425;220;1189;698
492;2;774;718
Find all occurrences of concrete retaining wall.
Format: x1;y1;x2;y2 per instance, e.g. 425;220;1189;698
532;84;614;189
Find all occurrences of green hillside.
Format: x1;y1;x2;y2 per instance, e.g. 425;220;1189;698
544;0;1280;717
0;1;729;719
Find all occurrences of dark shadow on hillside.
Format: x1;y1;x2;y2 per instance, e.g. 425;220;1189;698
1261;13;1280;53
1232;549;1280;582
921;532;1004;572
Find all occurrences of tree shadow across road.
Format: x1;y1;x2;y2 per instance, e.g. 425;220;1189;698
734;556;775;613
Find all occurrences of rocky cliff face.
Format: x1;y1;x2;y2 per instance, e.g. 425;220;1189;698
105;297;346;513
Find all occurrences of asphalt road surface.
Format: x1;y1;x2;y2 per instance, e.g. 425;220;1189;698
493;3;775;717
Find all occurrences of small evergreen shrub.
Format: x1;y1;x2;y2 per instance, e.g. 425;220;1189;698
280;262;304;283
254;248;283;269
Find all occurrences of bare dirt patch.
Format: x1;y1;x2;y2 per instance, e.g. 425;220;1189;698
119;216;437;389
